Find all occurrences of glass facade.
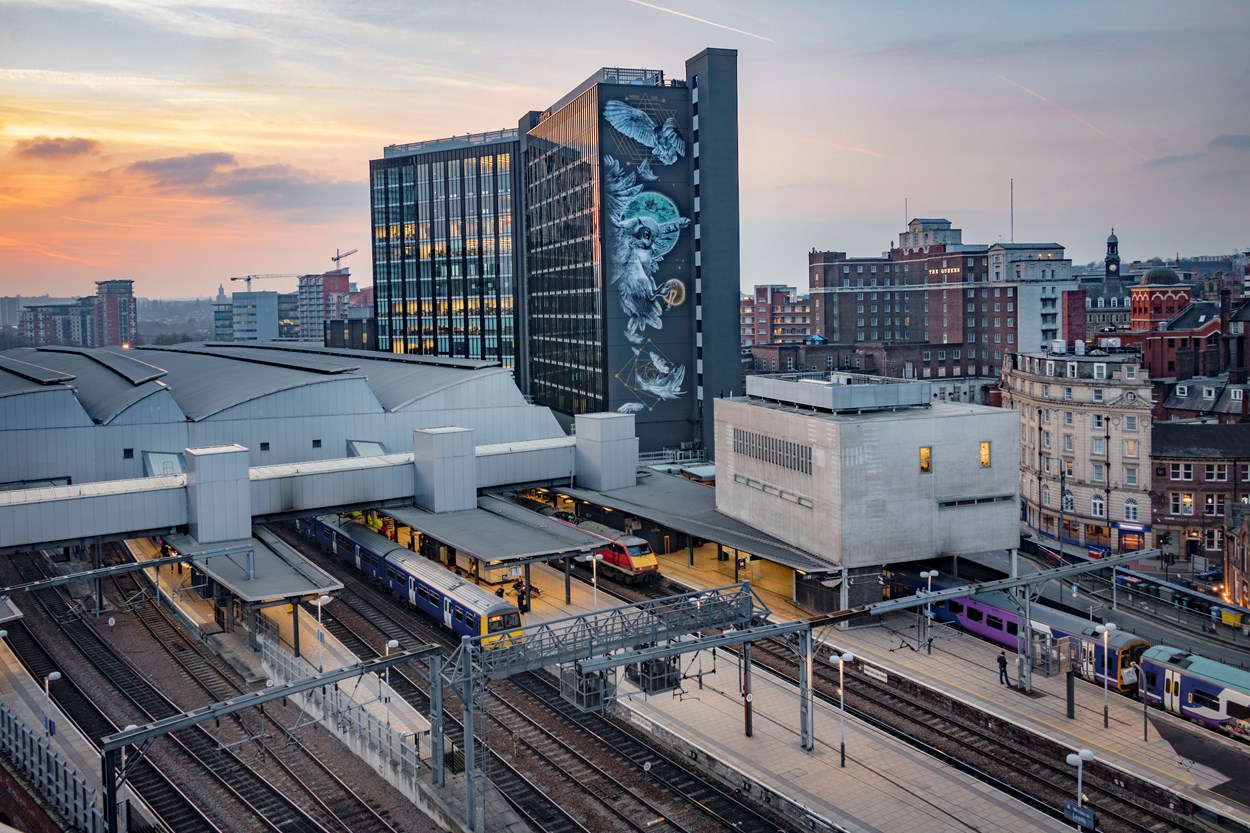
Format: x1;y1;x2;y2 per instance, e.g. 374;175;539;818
524;88;604;414
370;134;519;368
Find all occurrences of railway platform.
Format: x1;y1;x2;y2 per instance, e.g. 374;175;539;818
642;554;1250;832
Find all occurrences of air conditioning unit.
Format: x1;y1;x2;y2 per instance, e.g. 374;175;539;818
1050;339;1067;354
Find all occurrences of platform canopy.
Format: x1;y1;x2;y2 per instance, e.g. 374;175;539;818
387;495;602;566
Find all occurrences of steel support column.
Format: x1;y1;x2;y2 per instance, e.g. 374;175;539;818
742;641;753;738
430;652;444;787
461;636;478;832
798;628;813;751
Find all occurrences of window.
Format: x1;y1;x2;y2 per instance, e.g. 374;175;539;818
123;448;134;460
920;447;932;473
1042;384;1050;399
1062;491;1074;512
1125;415;1137;432
1124;499;1139;521
1092;388;1104;403
1093;463;1105;482
1064;411;1074;426
987;614;1004;631
1170;463;1193;481
260;442;270;452
1041;431;1051;448
1124;466;1138;487
1205;529;1223;550
1202;387;1216;400
1177;384;1189;397
1204;494;1225;516
1205;463;1228;481
1091;495;1105;517
1067;362;1077;378
1124;439;1139;458
1041;484;1051;506
1124;365;1137;380
923;351;931;361
1171;493;1194;515
1233;389;1245;401
312;439;322;449
1063;434;1073;452
980;442;991;468
1064;387;1073;401
1093;363;1107;379
1045;361;1056;376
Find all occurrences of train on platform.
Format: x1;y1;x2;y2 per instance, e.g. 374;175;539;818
1139;646;1250;739
515;497;660;584
886;570;1250;742
295;515;523;648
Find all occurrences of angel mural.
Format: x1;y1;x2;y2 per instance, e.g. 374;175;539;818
602;99;690;414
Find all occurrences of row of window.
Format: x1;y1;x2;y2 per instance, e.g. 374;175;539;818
1021;355;1139;381
1167;462;1243;481
919;442;991;472
1169;492;1228;516
732;428;814;474
1175;384;1244;401
1040;486;1140;521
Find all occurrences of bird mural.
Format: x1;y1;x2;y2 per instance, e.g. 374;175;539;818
604;100;686;166
603;98;691;414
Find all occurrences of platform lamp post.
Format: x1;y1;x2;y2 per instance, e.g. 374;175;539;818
314;595;333;673
1095;622;1116;729
920;570;938;654
383;639;399;731
44;671;61;737
577;553;604;610
838;651;854;768
1065;748;1094;810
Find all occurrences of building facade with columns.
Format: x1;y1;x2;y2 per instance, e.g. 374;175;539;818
1001;346;1155;554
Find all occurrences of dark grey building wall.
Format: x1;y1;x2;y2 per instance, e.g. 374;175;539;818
686;48;743;457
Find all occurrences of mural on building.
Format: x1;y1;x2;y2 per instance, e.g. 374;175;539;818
603;99;690;414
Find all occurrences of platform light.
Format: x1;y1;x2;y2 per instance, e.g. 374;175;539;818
838;652;854;768
44;671;61;737
1065;748;1094;807
1095;622;1117;729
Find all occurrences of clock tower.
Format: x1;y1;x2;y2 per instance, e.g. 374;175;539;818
1104;228;1121;280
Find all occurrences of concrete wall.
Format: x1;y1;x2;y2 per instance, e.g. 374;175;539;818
716;398;1019;569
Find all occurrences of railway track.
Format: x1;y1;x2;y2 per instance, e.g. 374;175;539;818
108;552;406;833
9;551;336;833
272;522;794;833
746;635;1210;833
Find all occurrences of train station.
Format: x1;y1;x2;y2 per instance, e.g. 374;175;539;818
3;345;1249;833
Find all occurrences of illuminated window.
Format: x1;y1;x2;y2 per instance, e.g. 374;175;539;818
979;442;991;468
920;447;932;473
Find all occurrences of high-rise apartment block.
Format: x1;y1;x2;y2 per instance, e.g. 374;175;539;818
19;279;136;348
741;286;810;347
370;48;742;454
298;268;352;341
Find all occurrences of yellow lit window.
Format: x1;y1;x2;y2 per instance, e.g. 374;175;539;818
920;447;932;473
980;442;991;468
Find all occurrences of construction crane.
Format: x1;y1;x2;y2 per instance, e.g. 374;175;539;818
228;274;300;291
331;248;358;267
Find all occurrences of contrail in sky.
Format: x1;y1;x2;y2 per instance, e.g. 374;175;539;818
626;0;775;42
1000;75;1146;162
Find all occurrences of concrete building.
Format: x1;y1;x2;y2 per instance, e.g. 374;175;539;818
297;269;352;341
714;373;1019;608
1001;346;1156;554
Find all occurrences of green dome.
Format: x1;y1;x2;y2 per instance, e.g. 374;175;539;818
1143;266;1180;285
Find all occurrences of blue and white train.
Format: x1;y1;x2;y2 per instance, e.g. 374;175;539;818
1139;645;1250;740
295;515;523;648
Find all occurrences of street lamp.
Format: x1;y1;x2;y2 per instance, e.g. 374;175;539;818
1095;622;1117;729
1065;748;1094;808
920;570;938;654
838;652;854;768
44;671;61;737
383;639;399;731
578;553;604;610
314;595;333;673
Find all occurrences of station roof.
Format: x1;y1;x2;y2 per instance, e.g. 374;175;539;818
554;472;835;573
388;495;603;564
161;529;342;604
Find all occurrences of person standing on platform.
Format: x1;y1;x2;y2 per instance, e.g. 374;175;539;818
998;651;1011;686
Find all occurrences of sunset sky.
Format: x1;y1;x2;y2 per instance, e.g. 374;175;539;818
2;0;1247;300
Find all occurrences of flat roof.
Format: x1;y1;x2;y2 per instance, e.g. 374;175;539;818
161;530;342;604
388;496;603;563
554;473;835;573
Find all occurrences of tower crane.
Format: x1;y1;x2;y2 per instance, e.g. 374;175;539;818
228;274;301;291
331;248;358;267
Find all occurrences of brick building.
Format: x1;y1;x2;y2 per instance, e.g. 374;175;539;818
740;285;809;347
